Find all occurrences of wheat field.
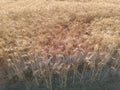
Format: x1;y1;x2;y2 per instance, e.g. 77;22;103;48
0;0;120;90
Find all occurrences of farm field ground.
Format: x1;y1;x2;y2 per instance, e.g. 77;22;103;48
0;0;120;90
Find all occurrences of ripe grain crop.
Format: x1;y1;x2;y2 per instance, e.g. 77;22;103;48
0;0;120;90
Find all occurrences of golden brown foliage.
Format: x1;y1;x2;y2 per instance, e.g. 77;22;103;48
0;1;120;89
0;0;120;59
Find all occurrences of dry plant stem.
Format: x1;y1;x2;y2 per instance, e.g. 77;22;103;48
72;68;77;84
80;62;88;82
72;62;80;84
90;65;96;82
43;66;53;90
60;71;68;88
48;70;52;90
95;66;104;80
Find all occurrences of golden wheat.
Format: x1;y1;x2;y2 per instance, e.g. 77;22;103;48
0;0;120;89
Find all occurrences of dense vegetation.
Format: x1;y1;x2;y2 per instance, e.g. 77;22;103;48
0;0;120;90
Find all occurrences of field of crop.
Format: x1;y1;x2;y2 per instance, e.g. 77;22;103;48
0;0;120;90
